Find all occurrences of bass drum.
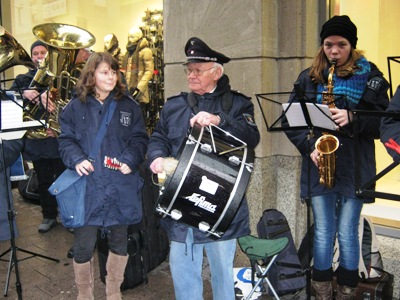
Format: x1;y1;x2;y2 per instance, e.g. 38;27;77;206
155;123;255;238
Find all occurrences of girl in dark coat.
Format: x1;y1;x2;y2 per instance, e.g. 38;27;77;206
284;16;389;299
58;52;148;299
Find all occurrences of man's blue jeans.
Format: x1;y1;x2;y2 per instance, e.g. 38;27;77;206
311;193;363;271
169;228;236;300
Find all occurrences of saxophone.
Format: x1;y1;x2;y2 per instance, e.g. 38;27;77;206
315;61;339;188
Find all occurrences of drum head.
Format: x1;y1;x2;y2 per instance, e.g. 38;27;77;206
156;124;255;238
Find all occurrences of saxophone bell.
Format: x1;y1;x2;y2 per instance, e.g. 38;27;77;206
315;134;339;188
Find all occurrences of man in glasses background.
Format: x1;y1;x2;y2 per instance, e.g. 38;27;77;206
147;37;260;300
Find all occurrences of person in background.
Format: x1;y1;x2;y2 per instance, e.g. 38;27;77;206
58;52;148;299
104;33;122;68
283;15;389;299
11;40;66;233
147;37;259;300
71;48;93;78
120;28;154;106
381;85;400;162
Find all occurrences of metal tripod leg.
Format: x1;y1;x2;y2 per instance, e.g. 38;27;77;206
2;246;60;297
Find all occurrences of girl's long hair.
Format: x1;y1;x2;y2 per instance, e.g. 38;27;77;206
75;51;126;102
309;47;365;84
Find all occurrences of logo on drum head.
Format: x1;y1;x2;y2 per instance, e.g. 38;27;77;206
184;193;217;213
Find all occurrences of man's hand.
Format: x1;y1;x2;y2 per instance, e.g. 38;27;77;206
150;157;164;174
45;128;56;138
190;111;220;127
40;92;56;112
22;89;41;103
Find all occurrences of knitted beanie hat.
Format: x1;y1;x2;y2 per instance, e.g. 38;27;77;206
320;15;358;48
30;40;48;55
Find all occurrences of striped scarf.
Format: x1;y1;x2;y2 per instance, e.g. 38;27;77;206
317;57;370;109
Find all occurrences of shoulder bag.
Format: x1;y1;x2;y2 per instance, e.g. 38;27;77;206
48;100;116;228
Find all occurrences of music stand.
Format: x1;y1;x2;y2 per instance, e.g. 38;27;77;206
387;56;400;98
255;83;349;300
0;90;59;300
353;109;400;201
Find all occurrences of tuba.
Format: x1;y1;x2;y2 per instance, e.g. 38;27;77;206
24;23;96;139
0;26;36;72
315;61;339;188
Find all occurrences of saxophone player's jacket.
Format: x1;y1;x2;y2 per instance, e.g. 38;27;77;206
284;60;389;203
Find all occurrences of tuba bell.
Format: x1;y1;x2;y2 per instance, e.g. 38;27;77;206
24;23;96;139
0;26;36;73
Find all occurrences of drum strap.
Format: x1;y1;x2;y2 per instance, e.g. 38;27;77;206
187;92;200;114
187;92;233;115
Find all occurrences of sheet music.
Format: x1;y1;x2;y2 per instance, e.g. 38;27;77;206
0;131;27;140
282;102;336;130
1;99;43;129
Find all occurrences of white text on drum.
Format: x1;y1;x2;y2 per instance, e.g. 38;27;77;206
184;193;217;213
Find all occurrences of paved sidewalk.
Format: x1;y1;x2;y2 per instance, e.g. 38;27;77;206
0;188;215;300
1;188;309;300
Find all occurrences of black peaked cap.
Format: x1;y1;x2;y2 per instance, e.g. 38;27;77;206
183;37;230;65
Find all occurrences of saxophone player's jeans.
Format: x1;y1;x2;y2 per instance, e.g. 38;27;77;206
311;193;363;271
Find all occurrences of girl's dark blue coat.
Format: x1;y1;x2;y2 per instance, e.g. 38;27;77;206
58;93;148;226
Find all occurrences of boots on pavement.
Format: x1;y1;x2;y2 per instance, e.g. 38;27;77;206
106;251;128;300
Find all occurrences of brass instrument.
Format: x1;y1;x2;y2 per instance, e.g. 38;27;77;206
0;26;36;72
315;61;339;188
24;23;96;139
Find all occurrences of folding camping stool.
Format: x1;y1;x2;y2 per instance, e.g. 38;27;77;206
238;235;289;300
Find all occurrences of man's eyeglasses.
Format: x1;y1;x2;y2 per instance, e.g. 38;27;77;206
183;66;215;76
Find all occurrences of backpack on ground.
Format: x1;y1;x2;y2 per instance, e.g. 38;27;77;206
256;209;306;296
358;215;384;280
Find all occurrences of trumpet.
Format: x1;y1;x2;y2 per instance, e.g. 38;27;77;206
315;60;339;188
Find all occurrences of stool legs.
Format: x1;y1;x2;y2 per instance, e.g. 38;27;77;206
246;254;280;300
